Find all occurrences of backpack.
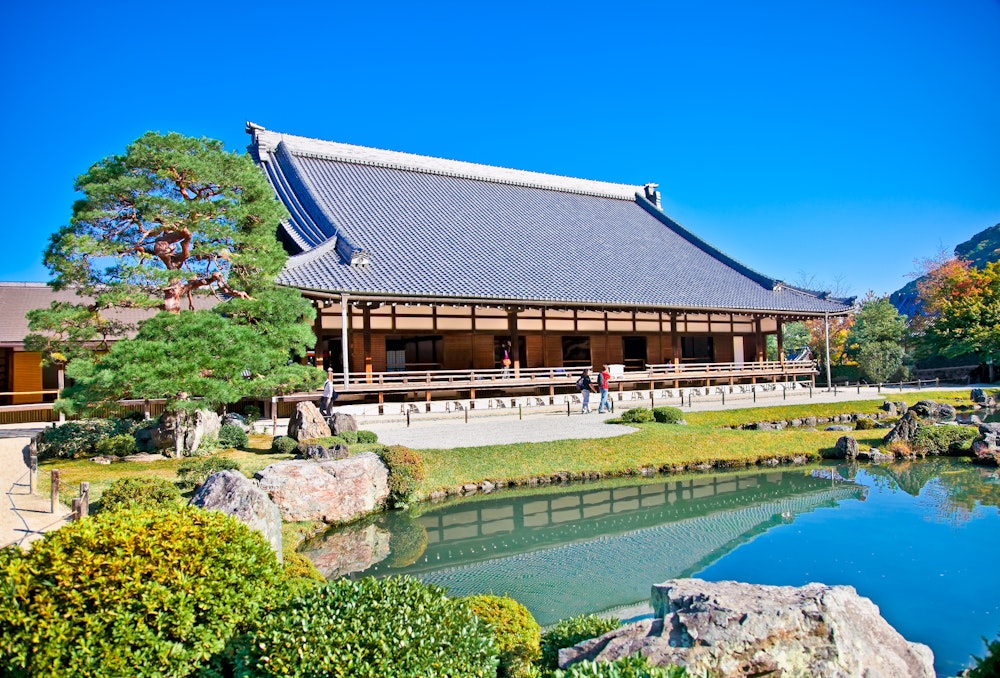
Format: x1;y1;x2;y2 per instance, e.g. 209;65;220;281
575;377;585;390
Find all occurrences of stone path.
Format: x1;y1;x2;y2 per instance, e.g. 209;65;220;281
0;427;70;549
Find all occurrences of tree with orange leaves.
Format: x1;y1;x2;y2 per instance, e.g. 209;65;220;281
916;258;1000;381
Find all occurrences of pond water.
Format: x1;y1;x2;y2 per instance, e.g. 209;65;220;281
303;459;1000;677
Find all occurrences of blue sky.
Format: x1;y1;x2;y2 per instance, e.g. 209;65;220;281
1;1;997;297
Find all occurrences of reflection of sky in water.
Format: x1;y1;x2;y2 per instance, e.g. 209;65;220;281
696;465;1000;678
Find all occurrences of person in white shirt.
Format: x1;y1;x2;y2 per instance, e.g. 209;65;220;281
320;369;337;416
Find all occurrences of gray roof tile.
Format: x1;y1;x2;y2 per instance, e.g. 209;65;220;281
249;126;851;315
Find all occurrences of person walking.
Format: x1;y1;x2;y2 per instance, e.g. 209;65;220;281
597;364;612;413
320;369;338;416
577;368;593;413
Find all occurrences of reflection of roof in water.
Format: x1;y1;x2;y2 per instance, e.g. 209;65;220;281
356;470;862;626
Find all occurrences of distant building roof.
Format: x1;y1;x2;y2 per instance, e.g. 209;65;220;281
0;283;217;347
248;124;852;315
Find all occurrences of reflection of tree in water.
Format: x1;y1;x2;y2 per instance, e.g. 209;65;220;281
865;459;1000;523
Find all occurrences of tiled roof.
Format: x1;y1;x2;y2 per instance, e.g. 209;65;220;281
0;283;217;346
249;125;852;315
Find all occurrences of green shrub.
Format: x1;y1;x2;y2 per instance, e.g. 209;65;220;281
94;433;138;457
218;423;249;450
337;429;359;444
854;418;877;431
968;635;1000;678
177;456;241;489
35;418;139;460
234;577;497;677
911;425;979;455
619;408;654;424
379;445;426;507
465;594;541;678
282;551;326;596
0;507;285;677
540;614;620;670
357;429;379;444
271;435;299;454
99;477;181;513
554;654;689;677
651;407;684;424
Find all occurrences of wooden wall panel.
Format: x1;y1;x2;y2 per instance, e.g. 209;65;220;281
714;335;735;363
474;335;494;369
12;352;42;405
351;334;365;373
370;335;387;372
444;334;473;370
545;334;563;367
590;335;607;368
524;335;542;368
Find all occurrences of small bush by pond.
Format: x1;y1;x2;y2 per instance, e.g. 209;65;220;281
0;507;285;677
233;577;497;677
465;594;541;678
177;456;241;489
380;445;426;507
540;614;621;670
911;425;979;455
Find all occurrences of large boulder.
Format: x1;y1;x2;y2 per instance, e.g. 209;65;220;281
971;424;1000;466
827;435;859;459
559;578;934;678
221;412;251;433
189;470;283;563
255;452;389;523
135;410;221;457
882;411;920;447
911;400;956;420
300;443;350;461
971;388;996;406
328;412;358;436
287;402;331;441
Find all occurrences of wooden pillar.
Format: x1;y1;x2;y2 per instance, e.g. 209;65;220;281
56;364;65;423
541;307;548;368
363;306;373;382
313;301;324;370
755;317;764;362
508;307;521;377
657;312;664;363
471;305;477;368
340;294;350;386
776;317;784;365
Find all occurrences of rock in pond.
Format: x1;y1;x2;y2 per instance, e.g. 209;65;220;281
882;411;920;447
255;452;389;523
189;470;283;563
559;578;934;678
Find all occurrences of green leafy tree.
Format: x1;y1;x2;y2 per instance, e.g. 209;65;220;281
917;259;1000;380
846;293;908;382
26;132;322;415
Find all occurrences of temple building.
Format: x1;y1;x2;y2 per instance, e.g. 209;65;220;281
247;123;851;403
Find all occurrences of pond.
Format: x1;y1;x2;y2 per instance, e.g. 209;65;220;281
302;458;1000;677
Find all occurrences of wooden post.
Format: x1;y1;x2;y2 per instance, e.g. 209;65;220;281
29;453;37;494
363;306;373;383
72;498;81;521
50;469;59;514
271;396;278;434
57;364;66;423
79;482;89;519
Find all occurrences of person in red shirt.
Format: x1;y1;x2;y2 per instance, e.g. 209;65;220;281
597;364;612;413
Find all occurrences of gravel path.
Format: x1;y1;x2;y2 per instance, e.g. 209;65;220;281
0;430;70;549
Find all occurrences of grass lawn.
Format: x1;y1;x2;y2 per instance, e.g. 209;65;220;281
414;391;968;495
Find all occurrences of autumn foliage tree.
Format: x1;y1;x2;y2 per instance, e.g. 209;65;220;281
26;132;322;414
916;258;1000;381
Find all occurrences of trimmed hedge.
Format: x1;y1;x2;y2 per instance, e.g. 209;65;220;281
619;408;655;424
465;594;541;678
379;445;426;506
98;477;181;513
94;433;139;457
234;577;498;677
35;418;139;460
271;435;298;454
651;407;684;424
357;429;379;444
177;456;241;489
218;423;249;450
540;614;621;670
0;507;285;677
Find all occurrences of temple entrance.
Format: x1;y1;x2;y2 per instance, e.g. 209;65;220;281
561;336;591;368
622;336;647;371
681;336;715;362
386;335;443;372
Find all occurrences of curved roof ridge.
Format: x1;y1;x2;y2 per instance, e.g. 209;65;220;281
249;124;642;201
